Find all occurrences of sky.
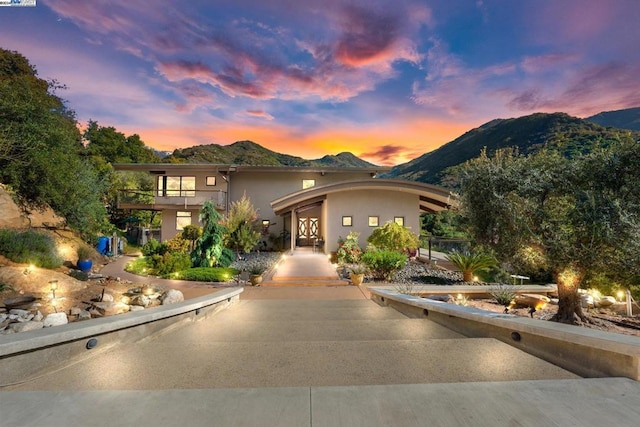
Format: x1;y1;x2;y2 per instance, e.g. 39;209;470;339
1;0;640;166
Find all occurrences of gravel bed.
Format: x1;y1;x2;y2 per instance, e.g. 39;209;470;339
230;252;282;273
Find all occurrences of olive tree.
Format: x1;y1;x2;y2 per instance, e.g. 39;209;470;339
459;140;640;324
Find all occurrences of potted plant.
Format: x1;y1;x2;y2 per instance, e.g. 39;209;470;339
349;264;367;286
76;245;94;273
249;265;265;286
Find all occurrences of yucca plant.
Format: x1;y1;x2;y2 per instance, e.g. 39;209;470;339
446;251;497;282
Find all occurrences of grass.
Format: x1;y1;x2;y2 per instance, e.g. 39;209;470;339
171;267;238;282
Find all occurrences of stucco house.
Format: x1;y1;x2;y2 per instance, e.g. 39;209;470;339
114;163;456;253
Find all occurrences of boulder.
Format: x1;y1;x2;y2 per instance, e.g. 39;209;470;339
93;301;126;316
9;309;30;317
598;296;616;307
129;295;150;307
161;289;184;305
33;310;43;322
514;294;551;309
9;321;44;333
78;310;92;321
129;305;144;312
43;312;68;327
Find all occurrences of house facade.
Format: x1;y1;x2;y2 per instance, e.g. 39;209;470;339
114;163;456;253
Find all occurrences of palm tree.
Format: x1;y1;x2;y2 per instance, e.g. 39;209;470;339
446;251;496;282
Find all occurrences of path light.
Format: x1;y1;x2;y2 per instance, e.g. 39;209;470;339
617;290;625;302
23;264;35;275
473;276;479;282
49;280;58;299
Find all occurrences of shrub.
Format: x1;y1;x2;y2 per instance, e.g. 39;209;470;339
163;234;190;254
175;267;238;282
446;251;497;282
337;232;362;263
76;244;94;261
361;249;407;281
0;229;62;269
156;251;192;276
367;221;420;252
124;256;149;275
490;284;517;307
142;238;166;256
218;247;235;268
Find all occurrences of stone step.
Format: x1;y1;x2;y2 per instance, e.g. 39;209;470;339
212;300;407;321
162;318;465;343
16;338;578;390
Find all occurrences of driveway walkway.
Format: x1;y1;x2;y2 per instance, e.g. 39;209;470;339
3;250;640;425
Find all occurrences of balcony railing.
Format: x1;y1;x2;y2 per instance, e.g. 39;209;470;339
117;189;227;210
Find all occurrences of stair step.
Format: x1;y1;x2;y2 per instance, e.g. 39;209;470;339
165;319;465;343
28;338;578;390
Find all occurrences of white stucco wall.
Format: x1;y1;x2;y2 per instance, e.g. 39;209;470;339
324;190;420;252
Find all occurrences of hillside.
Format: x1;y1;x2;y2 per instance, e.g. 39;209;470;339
386;113;638;185
164;140;377;168
587;107;640;131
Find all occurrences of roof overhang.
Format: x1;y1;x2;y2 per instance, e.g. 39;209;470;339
270;179;458;216
112;163;390;175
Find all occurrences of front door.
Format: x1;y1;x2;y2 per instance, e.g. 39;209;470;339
297;217;319;246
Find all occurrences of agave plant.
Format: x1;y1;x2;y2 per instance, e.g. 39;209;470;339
446;251;497;282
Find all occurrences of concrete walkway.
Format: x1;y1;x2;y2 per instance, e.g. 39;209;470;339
3;253;640;425
264;247;347;286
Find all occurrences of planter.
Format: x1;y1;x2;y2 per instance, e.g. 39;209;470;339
250;274;263;286
77;259;93;273
350;273;365;286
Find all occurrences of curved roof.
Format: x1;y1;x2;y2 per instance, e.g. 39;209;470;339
270;179;458;215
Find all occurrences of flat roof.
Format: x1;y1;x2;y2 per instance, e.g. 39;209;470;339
112;163;390;174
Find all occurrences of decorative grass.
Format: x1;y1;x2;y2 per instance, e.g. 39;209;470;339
171;267;238;282
0;229;63;269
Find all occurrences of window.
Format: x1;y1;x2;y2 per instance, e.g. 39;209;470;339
157;176;195;197
206;176;216;186
302;179;316;189
368;216;379;227
176;211;192;230
342;216;352;227
394;217;405;226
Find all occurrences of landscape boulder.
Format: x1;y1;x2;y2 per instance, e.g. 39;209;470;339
161;289;184;305
43;312;68;327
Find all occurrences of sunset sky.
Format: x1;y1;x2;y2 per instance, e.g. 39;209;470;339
1;0;639;165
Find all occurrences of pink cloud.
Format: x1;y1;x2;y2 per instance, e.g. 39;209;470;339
246;110;275;120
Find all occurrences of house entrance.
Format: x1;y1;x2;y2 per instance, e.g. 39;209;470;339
297;217;319;246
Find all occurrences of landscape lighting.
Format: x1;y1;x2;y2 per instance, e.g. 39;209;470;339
49;280;58;299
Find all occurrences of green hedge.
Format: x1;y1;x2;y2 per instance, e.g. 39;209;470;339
0;229;63;269
361;250;407;281
171;267;238;282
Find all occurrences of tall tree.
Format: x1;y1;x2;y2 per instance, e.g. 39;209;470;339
191;201;227;267
459;140;640;324
0;48;107;237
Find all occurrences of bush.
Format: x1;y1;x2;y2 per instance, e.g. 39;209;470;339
141;238;166;256
218;247;235;268
156;252;192;276
337;232;362;263
0;229;63;269
367;221;420;252
175;267;238;282
446;251;496;282
361;249;407;281
490;284;517;307
163;234;190;254
124;256;149;275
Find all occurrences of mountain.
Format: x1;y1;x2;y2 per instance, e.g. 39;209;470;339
386;112;639;185
587;107;640;131
164;140;378;168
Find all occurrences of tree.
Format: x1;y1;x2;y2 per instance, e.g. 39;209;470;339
224;193;260;254
367;221;420;252
191;201;227;267
0;48;107;237
459;141;640;324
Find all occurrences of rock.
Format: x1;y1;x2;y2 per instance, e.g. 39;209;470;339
161;289;184;305
514;294;551;309
581;294;595;308
43;312;68;327
129;305;144;312
93;301;126;316
598;296;616;307
129;295;150;307
9;309;30;317
78;310;92;321
424;294;453;302
10;321;44;333
15;314;34;322
100;293;114;302
33;310;43;322
69;307;83;316
88;309;102;318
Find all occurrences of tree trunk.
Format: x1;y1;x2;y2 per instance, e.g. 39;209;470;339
463;271;474;282
552;266;588;324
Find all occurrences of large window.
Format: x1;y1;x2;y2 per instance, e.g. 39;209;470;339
157;176;195;197
176;211;192;230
